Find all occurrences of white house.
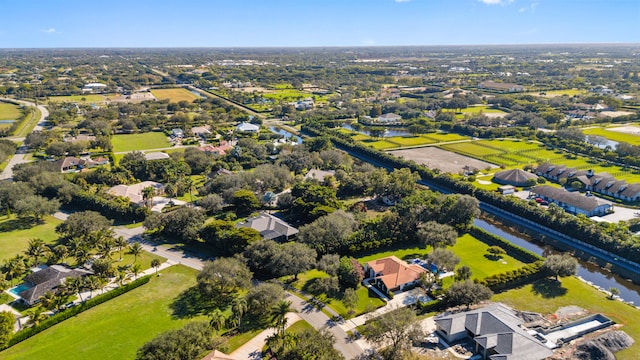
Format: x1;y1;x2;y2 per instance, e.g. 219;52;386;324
377;113;402;123
236;122;260;133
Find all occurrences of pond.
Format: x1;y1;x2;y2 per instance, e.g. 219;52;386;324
474;218;640;305
269;126;302;144
189;90;203;97
341;123;412;137
0;119;16;124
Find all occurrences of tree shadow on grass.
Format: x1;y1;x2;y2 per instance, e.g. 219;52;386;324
400;253;426;261
0;218;38;232
532;278;568;299
170;286;217;318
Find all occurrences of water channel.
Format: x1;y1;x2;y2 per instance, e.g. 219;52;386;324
274;126;640;304
341;123;412;137
475;217;640;305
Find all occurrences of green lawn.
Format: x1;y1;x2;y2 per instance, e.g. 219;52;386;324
111;132;171;153
150;88;199;103
0;102;22;120
47;95;107;103
583;127;640;146
0;215;62;263
493;276;640;360
0;265;204;360
13;107;42;138
525;89;587;97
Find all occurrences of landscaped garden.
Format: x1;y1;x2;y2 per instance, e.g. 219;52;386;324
111;132;172;153
150;88;200;103
493;276;640;360
0;266;204;360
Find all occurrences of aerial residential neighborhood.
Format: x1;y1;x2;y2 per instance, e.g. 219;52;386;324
0;1;638;360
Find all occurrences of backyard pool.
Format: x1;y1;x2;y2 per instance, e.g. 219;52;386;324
8;283;31;297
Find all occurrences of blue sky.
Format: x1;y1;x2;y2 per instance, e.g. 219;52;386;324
0;0;638;48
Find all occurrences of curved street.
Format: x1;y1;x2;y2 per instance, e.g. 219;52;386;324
0;98;49;180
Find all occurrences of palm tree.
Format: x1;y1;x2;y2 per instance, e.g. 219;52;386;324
115;270;127;287
129;242;143;264
51;244;69;263
85;276;101;297
115;236;127;261
25;238;49;265
27;307;49;327
131;264;142;279
270;300;294;337
0;273;9;291
74;248;91;267
208;308;227;333
151;258;161;276
39;291;57;311
96;238;114;260
7;256;27;284
141;186;156;208
67;277;87;303
184;177;195;204
232;296;248;329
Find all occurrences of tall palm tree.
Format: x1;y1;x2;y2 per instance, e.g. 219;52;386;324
129;242;143;264
27;307;48;327
85;276;101;297
115;236;127;261
67;277;87;303
96;238;114;260
184;177;195;204
131;264;142;279
151;258;161;276
115;270;127;287
141;186;156;208
208;308;227;333
270;300;294;337
51;244;69;263
232;296;248;329
25;238;49;265
7;256;27;284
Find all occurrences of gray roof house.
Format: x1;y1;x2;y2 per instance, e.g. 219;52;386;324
237;212;298;241
18;265;93;305
493;169;538;187
531;186;611;217
435;303;553;360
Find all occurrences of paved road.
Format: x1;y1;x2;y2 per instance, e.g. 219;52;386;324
0;98;49;180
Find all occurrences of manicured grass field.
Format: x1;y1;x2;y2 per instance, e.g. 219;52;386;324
13;107;42;138
0;215;62;263
47;95;107;103
384;136;436;147
150;88;199;103
583;127;640;146
441;142;504;157
111;132;171;153
0;266;204;360
0;102;22;120
493;276;640;360
525;88;587;97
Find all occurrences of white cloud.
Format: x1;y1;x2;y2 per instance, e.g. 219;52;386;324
43;28;57;34
394;0;411;2
519;2;539;13
478;0;514;5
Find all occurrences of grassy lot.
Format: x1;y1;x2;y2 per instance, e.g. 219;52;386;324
285;269;386;318
441;139;640;185
444;106;508;119
0;102;22;120
0;215;62;263
583;127;640;146
111;132;171;153
150;88;199;103
525;88;587;97
13;107;42;138
0;265;204;360
47;95;107;103
493;276;640;360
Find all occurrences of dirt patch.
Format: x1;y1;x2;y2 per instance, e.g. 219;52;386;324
389;147;498;174
555;305;587;320
607;125;640;136
600;111;635;118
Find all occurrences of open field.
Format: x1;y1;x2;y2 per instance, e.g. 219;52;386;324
583;127;640;146
111;132;172;153
390;146;498;173
444;105;508;119
493;276;640;360
47;95;107;103
0;215;62;263
0;266;204;360
0;102;22;120
525;88;587;97
339;128;470;150
13;107;42;138
150;88;199;103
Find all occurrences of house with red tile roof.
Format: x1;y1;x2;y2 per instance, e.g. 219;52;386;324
365;256;426;295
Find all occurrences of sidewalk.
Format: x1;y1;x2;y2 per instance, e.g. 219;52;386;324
229;313;301;360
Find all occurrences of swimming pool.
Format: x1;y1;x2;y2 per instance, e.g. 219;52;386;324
8;283;32;297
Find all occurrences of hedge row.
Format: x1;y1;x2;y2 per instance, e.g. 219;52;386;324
475;261;544;292
469;226;543;263
417;299;446;314
5;275;151;349
68;190;148;222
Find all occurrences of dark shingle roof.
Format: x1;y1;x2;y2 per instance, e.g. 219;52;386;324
493;169;538;186
20;265;93;305
532;186;609;212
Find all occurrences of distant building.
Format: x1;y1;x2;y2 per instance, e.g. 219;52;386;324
198;141;233;156
498;185;516;195
531;186;611;217
435;303;554;360
493;169;538;187
364;256;426;295
82;82;107;93
479;80;524;93
108;181;164;206
237;212;298;241
236;122;260;133
144;152;170;161
63;134;96;143
304;169;336;182
56;156;108;173
377;113;402;123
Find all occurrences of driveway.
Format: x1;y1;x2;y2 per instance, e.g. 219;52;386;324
229;313;301;360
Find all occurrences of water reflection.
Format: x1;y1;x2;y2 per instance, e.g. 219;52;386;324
341;124;412;137
474;217;640;304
